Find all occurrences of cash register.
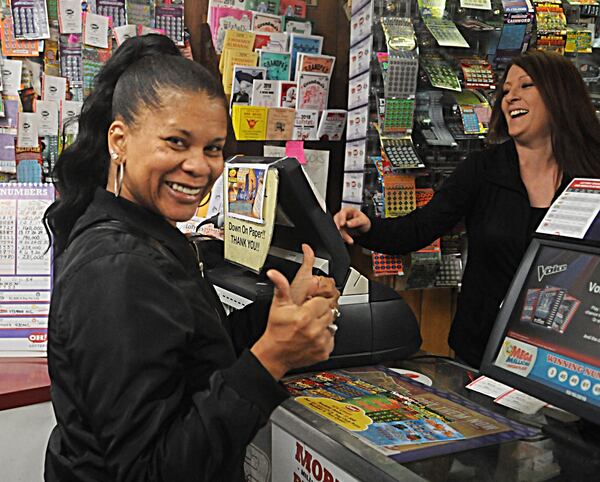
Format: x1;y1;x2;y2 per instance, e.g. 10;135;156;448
203;156;421;370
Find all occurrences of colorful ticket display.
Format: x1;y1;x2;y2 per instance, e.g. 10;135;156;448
424;18;470;48
381;137;424;169
460;59;496;90
372;252;404;276
0;183;55;355
494;244;600;408
381;17;416;52
384;174;415;218
283;366;538;462
421;56;462;92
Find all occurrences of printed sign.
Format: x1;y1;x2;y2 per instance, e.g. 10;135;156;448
271;425;360;482
0;183;55;355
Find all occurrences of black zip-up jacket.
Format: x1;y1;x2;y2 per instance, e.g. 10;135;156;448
45;188;288;481
357;140;570;367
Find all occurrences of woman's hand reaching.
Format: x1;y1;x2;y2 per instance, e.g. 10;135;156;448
333;207;371;245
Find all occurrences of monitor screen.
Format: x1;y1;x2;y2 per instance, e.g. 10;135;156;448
481;238;600;425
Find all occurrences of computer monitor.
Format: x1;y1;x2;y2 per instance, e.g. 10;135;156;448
228;156;352;287
205;156;421;370
481;237;600;425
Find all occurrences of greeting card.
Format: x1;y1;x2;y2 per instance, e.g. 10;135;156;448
296;72;329;111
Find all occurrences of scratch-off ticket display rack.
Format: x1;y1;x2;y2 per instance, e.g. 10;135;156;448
344;0;600;289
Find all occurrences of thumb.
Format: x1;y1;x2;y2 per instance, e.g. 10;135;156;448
297;244;315;276
267;269;292;305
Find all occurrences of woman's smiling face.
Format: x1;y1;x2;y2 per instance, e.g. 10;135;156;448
110;89;227;224
501;65;552;147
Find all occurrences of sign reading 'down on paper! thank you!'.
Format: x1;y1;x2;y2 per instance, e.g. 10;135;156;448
224;162;278;273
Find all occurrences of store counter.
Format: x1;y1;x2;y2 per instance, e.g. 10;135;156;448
0;357;50;410
247;358;598;481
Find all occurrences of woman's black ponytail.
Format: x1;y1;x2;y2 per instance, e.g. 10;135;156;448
46;35;180;254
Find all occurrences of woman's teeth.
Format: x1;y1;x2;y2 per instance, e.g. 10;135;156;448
168;182;201;195
510;109;528;118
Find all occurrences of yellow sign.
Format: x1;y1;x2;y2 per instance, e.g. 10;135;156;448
231;105;268;141
295;397;373;431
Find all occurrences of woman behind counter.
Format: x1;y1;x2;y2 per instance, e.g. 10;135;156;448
335;50;600;368
44;35;340;481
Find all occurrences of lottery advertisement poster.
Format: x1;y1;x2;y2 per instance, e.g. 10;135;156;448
493;244;600;408
0;183;54;355
225;163;268;224
537;179;600;239
283;366;537;462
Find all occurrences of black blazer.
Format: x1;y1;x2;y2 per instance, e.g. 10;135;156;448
45;188;287;481
357;140;570;367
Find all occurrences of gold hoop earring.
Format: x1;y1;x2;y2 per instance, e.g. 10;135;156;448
198;191;212;208
114;163;125;197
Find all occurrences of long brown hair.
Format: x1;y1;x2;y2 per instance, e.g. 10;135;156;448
489;50;600;178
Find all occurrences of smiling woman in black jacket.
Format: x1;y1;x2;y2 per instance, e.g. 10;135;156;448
44;35;340;481
334;51;600;368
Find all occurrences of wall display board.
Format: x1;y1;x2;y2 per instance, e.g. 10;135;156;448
0;0;193;185
209;0;348;141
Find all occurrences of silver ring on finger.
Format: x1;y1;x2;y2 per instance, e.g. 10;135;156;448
331;307;341;319
327;323;338;335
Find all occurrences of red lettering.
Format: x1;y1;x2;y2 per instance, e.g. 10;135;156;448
295;441;340;482
312;459;323;481
510;346;532;362
294;442;303;463
28;332;47;343
547;354;585;372
584;367;600;380
295;442;312;471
